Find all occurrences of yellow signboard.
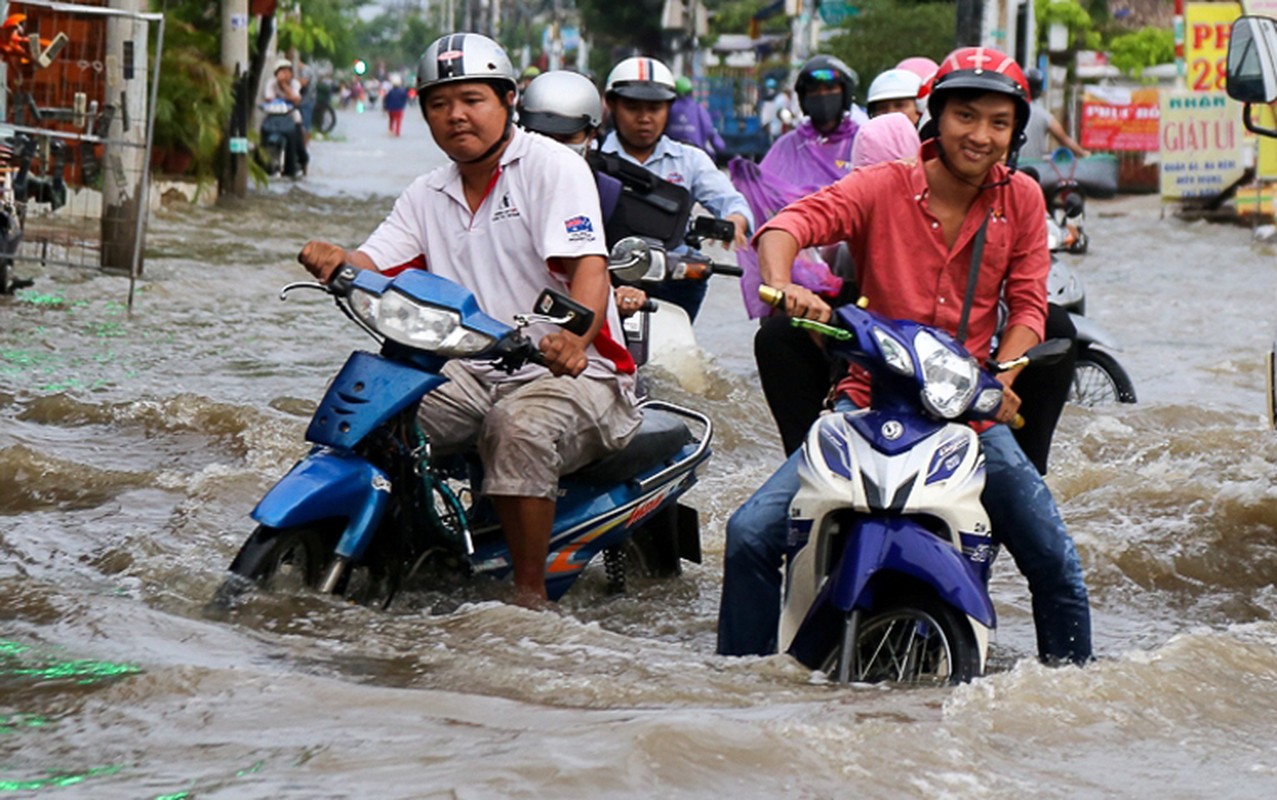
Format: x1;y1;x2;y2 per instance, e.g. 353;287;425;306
1186;2;1242;92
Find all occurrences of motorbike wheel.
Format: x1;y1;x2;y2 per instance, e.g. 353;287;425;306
314;104;337;135
822;597;979;685
227;524;339;593
1071;348;1137;406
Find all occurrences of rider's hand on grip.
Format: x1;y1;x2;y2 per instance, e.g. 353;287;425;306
298;240;347;284
758;283;832;323
539;332;588;378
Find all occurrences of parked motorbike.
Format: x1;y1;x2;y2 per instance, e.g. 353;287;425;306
256;99;297;178
608;216;742;379
1043;191;1137;406
766;286;1070;684
213;265;711;610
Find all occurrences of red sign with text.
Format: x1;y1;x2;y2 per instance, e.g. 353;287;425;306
1080;89;1160;151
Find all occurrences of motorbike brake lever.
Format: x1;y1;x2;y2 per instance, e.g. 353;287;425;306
278;281;330;300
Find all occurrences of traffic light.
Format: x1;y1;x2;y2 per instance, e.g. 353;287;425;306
353;58;367;76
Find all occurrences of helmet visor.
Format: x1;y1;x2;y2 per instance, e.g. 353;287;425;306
805;68;840;83
609;81;676;102
519;109;590;136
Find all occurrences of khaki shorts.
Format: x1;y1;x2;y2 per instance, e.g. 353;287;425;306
417;362;642;500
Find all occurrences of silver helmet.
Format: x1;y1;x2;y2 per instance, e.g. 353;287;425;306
416;33;517;100
518;71;603;135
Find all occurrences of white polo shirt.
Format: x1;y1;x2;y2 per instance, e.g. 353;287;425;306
358;128;633;385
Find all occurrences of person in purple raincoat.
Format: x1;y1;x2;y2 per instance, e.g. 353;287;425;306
665;77;727;159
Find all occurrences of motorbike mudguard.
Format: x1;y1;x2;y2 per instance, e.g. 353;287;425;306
831;517;995;628
1070;313;1123;351
251;448;390;562
306;351;447;449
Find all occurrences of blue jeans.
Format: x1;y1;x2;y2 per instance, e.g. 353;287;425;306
716;408;1093;664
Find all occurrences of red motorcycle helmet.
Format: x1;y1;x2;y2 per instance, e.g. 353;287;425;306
923;47;1031;158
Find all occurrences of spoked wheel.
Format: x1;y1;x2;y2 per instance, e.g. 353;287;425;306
314;104;337;135
822;598;979;685
1070;348;1137;406
226;524;339;593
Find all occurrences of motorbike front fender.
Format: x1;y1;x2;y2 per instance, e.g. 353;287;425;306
251;449;391;561
831;517;995;628
1070;313;1123;351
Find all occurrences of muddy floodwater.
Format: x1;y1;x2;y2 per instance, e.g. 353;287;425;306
3;108;1277;798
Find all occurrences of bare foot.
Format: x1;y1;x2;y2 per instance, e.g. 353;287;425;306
509;585;555;612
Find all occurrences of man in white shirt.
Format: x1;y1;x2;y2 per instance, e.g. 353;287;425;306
262;59;309;177
298;34;640;606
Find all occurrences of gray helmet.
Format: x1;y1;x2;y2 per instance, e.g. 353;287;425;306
518;71;602;135
416;33;517;100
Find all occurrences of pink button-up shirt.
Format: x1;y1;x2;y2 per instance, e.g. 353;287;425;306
759;142;1049;407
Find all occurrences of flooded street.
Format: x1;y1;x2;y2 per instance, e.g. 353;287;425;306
3;106;1277;798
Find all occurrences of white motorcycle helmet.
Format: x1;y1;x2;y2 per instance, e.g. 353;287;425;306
416;33;517;101
518;71;603;135
866;68;923;107
604;56;677;102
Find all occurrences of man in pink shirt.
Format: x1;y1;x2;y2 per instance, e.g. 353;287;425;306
717;48;1092;666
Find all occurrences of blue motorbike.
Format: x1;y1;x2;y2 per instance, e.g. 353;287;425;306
216;266;711;607
765;288;1068;684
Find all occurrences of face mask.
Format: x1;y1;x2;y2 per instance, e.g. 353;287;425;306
805;93;844;128
564;140;591;157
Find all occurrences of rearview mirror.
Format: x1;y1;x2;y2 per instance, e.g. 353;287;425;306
533;289;594;337
1228;16;1277;103
1227;16;1277;136
608;237;653;282
608;236;667;282
1061;191;1085;218
688;215;736;244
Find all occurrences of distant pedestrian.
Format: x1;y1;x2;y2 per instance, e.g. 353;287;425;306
384;74;409;136
665;76;726;159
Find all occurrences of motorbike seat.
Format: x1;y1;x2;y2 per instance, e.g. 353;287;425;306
565;409;692;485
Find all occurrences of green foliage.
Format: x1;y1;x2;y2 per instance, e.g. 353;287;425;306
826;0;954;95
276;0;368;65
1035;0;1098;51
355;5;440;71
1107;26;1175;79
708;0;789;37
149;8;233;178
577;0;666;67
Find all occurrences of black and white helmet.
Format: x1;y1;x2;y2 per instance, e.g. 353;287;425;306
416;33;517;100
518;71;603;135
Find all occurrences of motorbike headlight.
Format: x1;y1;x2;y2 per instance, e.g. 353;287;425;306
350;287;496;355
914;331;977;419
871;326;914;376
973;387;1004;415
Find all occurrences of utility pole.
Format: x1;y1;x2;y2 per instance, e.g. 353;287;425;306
221;0;250;198
101;0;149;278
955;0;983;47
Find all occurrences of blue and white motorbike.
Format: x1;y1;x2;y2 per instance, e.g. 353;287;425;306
766;288;1068;684
215;266;711;608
